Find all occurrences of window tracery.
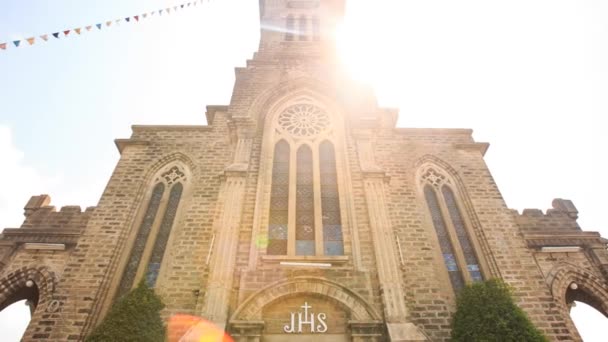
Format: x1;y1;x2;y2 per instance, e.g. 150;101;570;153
266;104;344;257
420;166;484;293
278;104;330;138
116;165;187;299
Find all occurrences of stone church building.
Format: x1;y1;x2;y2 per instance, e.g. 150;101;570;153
1;1;607;341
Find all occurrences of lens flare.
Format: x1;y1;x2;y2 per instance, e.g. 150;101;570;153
168;315;233;342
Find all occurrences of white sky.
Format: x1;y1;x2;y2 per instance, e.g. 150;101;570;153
0;0;607;340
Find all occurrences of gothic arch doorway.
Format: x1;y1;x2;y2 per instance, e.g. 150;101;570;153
546;264;608;340
0;267;55;340
228;277;383;341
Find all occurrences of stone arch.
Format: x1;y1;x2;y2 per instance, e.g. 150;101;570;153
229;277;381;322
414;155;501;279
0;266;55;313
145;152;197;184
246;77;341;128
547;263;608;316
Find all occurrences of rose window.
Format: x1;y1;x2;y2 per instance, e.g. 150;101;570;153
278;104;330;137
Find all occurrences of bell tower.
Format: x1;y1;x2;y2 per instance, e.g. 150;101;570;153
256;0;345;61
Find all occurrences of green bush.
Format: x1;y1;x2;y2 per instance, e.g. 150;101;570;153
86;281;165;342
451;279;547;342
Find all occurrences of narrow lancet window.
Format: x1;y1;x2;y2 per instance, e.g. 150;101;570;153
268;141;290;255
320;141;343;255
146;182;184;287
296;145;315;255
286;15;294;41
116;182;165;299
442;186;483;282
299;15;308;41
425;185;465;292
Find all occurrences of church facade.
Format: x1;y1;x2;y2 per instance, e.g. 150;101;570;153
1;1;607;341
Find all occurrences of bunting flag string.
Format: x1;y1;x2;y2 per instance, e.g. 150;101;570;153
1;0;211;52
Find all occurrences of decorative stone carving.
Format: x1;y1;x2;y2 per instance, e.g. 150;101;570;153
278;104;330;138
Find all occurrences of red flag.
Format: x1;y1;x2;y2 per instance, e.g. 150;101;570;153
64;30;70;36
40;34;49;41
74;28;81;34
0;43;6;50
26;37;35;45
134;15;139;21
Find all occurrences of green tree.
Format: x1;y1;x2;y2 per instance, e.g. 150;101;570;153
451;279;547;342
86;281;165;342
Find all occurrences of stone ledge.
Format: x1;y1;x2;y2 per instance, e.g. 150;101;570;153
262;255;349;265
394;127;473;136
114;138;150;154
453;142;490;156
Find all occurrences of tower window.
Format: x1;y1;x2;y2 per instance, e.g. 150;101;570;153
312;16;320;41
299;15;308;41
285;15;294;41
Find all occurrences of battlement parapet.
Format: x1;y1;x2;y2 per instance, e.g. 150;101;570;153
514;199;581;234
16;195;95;231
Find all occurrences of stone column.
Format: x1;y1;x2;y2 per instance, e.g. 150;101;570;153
356;133;427;341
201;120;253;330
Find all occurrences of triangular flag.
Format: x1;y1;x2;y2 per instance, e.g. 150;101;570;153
166;8;171;14
0;43;7;50
174;6;178;11
85;25;92;31
143;13;148;18
187;3;191;7
74;28;81;35
13;40;20;47
96;23;102;30
52;32;60;38
125;17;130;23
26;37;35;45
159;9;163;15
115;19;122;24
134;15;139;21
181;4;185;8
64;30;70;36
40;34;49;41
106;21;112;27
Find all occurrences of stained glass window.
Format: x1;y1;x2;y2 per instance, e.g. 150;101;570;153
320;141;343;255
442;186;483;282
296;145;315;255
116;182;165;299
425;185;465;292
299;15;308;41
145;183;183;288
286;15;294;41
268;141;290;255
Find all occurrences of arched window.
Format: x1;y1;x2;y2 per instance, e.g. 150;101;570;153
299;15;308;41
285;15;294;41
266;104;343;257
116;165;187;299
268;141;290;255
421;166;483;293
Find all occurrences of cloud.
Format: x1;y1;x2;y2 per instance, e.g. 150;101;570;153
0;125;59;230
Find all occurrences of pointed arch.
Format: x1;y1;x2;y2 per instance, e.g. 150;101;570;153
415;155;500;280
0;266;55;313
229;277;381;322
115;159;192;299
547;263;608;316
